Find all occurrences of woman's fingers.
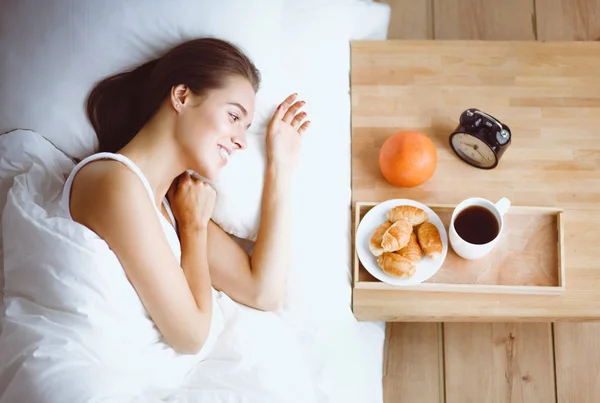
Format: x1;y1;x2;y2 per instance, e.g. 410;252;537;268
282;100;305;124
272;93;311;133
190;172;201;183
290;111;307;129
297;120;311;135
281;93;297;108
272;102;286;122
274;93;297;118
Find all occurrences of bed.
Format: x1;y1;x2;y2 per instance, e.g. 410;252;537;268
0;1;390;402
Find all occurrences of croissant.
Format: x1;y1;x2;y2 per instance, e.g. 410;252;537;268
377;252;416;279
381;219;412;252
398;232;423;263
369;221;392;256
387;206;429;226
417;222;443;259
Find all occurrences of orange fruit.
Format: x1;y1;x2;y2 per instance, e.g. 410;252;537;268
378;130;437;187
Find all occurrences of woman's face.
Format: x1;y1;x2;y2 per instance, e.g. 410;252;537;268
174;76;255;180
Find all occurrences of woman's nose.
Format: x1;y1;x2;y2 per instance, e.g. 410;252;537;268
233;132;247;150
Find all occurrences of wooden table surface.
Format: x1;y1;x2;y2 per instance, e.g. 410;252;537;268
351;40;600;322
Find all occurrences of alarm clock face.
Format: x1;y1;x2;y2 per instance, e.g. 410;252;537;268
451;132;497;168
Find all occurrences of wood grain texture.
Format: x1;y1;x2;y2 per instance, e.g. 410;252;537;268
433;0;536;40
443;323;556;403
350;40;600;321
383;323;443;402
536;4;600;385
537;0;600;40
554;322;600;403
376;0;433;39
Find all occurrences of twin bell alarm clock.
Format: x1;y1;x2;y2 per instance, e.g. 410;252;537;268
449;108;511;169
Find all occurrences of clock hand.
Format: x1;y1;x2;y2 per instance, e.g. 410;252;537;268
467;143;487;159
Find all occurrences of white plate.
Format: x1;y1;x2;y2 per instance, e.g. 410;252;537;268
356;199;449;286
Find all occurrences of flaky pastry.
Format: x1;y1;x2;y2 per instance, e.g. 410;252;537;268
377;252;416;279
381;219;412;252
398;232;423;263
369;221;392;256
417;221;443;259
387;205;429;226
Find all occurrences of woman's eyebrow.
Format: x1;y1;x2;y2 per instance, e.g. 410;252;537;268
227;102;247;116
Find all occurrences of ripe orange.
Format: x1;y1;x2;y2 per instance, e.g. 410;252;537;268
378;130;437;187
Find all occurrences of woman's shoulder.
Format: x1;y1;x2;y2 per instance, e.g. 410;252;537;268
73;156;132;184
68;157;148;224
71;157;140;194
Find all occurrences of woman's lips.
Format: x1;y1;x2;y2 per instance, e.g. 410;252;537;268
218;144;230;164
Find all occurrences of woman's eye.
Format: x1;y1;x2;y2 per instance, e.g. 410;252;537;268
229;113;239;122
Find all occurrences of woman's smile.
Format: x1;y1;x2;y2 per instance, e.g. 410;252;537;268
218;144;231;164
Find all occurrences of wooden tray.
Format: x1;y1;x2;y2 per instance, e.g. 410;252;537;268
353;202;565;295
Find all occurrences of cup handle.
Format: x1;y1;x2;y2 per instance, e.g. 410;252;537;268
495;197;511;216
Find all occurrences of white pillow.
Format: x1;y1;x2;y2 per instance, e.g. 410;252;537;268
0;0;285;160
208;0;391;241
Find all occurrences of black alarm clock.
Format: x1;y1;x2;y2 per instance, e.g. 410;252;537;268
449;108;511;169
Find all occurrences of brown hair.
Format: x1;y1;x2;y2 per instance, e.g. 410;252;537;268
86;38;261;153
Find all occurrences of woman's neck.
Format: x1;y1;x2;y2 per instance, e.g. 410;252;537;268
118;110;184;207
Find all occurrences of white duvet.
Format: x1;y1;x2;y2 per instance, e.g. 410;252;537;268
0;129;384;402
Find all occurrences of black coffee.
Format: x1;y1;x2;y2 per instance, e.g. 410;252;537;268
454;206;499;245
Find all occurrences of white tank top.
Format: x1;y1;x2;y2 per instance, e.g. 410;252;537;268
60;152;225;384
61;152;181;260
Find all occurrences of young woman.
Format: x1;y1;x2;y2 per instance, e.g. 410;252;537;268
64;38;310;356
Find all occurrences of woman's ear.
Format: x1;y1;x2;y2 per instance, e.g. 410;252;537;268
170;84;189;111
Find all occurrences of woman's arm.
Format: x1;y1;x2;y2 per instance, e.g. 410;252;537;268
168;173;217;327
207;166;292;311
247;165;292;308
70;162;214;354
207;93;310;310
179;226;213;329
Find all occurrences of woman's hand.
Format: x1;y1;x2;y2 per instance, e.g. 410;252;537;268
266;93;311;174
167;172;216;232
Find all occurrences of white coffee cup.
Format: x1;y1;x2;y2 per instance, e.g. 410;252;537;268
449;197;511;260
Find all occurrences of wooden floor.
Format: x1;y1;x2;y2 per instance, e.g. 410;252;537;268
374;1;600;402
